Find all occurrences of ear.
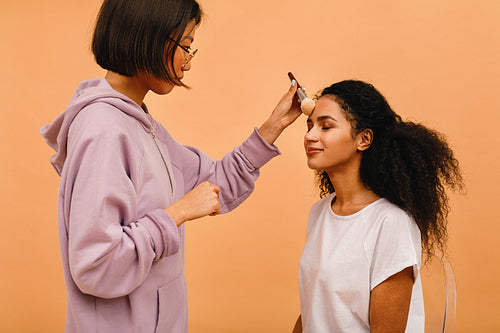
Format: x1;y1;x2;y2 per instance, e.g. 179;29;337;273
356;129;373;151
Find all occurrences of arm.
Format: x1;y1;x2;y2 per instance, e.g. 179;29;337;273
164;81;301;214
65;107;180;298
369;266;414;333
292;315;302;333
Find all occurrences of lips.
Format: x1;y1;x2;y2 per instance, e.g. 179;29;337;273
306;147;323;155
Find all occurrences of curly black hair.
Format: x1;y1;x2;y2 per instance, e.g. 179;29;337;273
315;80;463;256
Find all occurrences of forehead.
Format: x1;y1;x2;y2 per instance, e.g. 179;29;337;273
181;20;198;40
308;96;347;120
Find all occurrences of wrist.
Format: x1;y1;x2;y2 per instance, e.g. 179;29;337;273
165;203;187;227
258;118;284;145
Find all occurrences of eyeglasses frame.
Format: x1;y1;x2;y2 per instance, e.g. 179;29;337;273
168;37;198;64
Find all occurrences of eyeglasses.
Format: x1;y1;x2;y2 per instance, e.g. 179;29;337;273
168;38;198;64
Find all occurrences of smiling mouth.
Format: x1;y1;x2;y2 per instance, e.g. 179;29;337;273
306;148;323;155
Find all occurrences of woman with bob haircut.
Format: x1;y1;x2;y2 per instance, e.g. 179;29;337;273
293;80;463;332
41;0;301;331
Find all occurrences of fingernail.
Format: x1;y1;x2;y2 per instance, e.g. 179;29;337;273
291;80;296;87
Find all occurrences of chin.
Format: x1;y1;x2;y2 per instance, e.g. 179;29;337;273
307;161;322;170
155;84;175;95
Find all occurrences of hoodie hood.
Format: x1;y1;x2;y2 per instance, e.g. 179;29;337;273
40;78;151;175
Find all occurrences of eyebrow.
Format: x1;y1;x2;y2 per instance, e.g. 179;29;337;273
181;36;194;43
307;115;338;122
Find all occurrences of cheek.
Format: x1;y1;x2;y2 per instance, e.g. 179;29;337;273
324;134;356;153
167;53;181;74
174;52;186;67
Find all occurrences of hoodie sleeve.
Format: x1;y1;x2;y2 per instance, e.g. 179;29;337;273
165;127;281;213
63;105;180;299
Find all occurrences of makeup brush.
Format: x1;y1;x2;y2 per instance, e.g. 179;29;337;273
288;72;315;115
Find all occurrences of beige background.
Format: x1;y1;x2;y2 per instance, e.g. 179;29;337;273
1;0;499;331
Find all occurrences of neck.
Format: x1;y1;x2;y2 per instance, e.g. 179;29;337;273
327;168;380;216
105;71;148;107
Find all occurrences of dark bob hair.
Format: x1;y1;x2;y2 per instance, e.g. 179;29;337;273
92;0;202;87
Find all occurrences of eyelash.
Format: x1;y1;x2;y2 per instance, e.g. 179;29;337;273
306;126;332;132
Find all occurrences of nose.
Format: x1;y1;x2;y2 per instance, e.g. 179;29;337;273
182;61;192;71
304;128;319;142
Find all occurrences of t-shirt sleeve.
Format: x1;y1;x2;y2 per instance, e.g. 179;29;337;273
365;211;422;290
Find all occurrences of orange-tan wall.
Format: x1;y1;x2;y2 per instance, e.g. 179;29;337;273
1;0;499;332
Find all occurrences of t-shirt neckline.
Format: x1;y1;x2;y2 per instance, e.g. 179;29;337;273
328;193;384;219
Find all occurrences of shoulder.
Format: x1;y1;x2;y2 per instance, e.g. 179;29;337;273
362;199;420;243
74;102;133;130
67;103;146;164
306;193;335;229
310;193;335;214
362;199;421;249
70;102;140;142
365;199;413;227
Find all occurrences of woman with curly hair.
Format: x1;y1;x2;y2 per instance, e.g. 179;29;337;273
293;80;463;332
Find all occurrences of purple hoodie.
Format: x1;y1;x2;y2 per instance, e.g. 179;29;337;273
40;78;280;332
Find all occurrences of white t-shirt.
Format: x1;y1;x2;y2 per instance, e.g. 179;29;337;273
299;193;425;332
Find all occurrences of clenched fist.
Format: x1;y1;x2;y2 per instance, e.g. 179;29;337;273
165;182;221;226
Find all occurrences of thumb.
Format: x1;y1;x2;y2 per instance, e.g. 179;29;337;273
213;184;221;195
288;79;298;97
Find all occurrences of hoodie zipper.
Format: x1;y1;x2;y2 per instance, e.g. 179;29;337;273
150;125;175;202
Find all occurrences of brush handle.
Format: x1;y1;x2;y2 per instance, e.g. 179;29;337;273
288;72;315;115
288;72;307;102
287;72;303;90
